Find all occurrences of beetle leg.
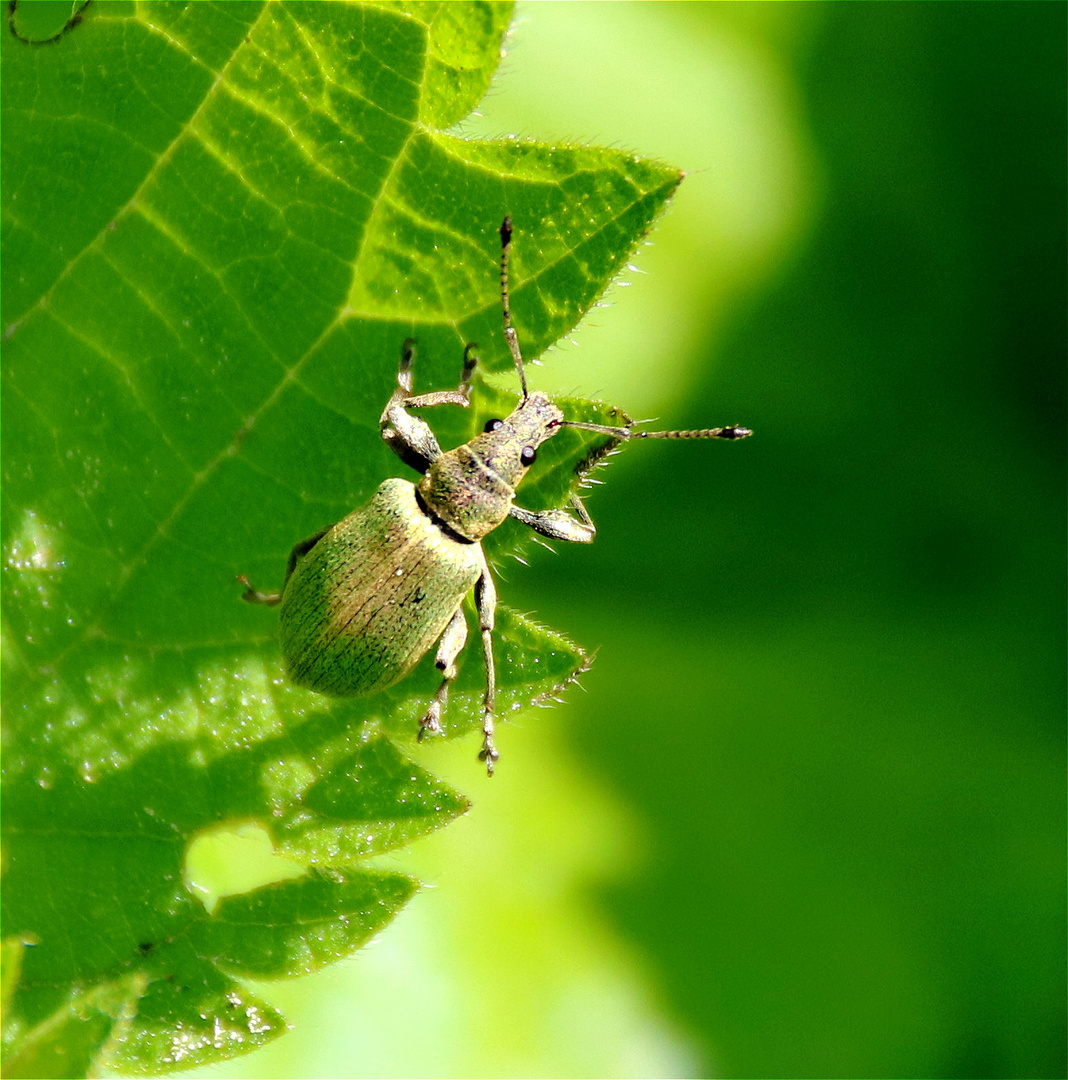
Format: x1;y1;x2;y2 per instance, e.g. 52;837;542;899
418;606;469;741
236;575;281;606
238;524;330;605
381;341;479;474
401;342;478;409
473;550;500;775
283;526;330;586
380;339;445;473
509;493;596;543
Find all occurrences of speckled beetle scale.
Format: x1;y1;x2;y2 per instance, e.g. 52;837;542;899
239;218;752;774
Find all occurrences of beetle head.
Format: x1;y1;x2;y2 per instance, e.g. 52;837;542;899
470;391;564;488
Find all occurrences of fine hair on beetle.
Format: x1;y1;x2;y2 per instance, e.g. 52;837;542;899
239;217;751;774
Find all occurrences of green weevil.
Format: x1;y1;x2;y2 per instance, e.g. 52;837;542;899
239;218;751;774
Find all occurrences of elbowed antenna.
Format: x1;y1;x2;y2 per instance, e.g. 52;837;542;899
560;419;753;441
499;216;529;401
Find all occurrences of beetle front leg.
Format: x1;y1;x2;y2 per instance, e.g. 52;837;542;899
380;341;479;474
380;339;444;473
418;606;469;741
401;342;478;410
473;551;500;775
509;494;597;543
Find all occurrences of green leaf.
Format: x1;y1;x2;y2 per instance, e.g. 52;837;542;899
2;1;681;1074
189;868;416;979
0;962;147;1080
273;731;472;862
102;942;287;1076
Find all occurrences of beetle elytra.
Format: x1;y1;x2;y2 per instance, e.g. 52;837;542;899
239;218;751;774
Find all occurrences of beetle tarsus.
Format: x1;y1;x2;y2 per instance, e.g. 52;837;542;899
478;717;499;776
478;744;499;777
418;701;445;741
236;574;281;606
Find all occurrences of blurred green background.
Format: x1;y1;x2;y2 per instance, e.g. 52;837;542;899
198;3;1064;1078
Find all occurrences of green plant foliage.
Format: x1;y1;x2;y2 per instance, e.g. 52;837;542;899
1;1;681;1074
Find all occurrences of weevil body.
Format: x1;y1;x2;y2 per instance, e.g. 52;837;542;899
240;218;751;773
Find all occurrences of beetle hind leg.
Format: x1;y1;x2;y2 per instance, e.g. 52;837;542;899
418;606;469;741
474;555;500;776
478;722;499;775
237;575;281;606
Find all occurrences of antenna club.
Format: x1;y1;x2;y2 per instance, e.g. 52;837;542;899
636;425;753;440
559;419;753;441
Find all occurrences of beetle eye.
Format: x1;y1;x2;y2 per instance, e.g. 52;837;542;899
520;445;537;466
484;418;504;433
